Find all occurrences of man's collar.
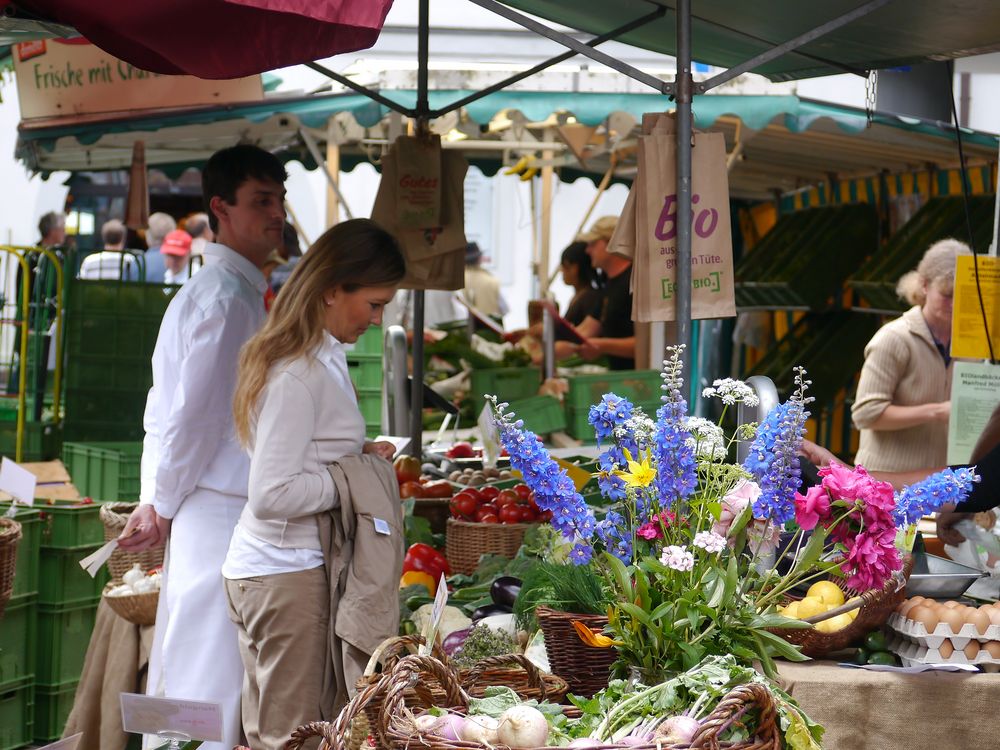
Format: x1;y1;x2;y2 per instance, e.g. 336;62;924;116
203;242;267;294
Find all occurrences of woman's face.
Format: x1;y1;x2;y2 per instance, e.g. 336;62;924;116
561;261;579;288
922;278;954;327
324;284;398;343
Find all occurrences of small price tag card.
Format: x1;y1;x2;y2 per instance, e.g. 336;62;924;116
37;733;83;750
419;573;450;656
478;404;501;469
120;694;223;742
0;457;36;508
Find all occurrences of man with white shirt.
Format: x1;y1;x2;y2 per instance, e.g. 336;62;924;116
119;144;287;750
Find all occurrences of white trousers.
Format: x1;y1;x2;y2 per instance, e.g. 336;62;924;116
146;489;246;750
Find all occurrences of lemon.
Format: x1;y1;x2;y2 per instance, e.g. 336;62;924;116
816;613;853;633
807;581;846;607
782;601;801;619
796;597;828;619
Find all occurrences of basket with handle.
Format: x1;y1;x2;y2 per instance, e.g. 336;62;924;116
458;653;568;703
100;502;164;582
0;518;22;617
102;581;158;626
445;518;535;575
535;605;616;698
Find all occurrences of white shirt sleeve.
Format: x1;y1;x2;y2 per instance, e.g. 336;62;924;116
246;369;338;521
139;386;160;506
152;299;260;519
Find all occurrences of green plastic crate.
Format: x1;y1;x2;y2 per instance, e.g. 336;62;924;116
62;441;143;501
0;676;33;750
0;420;63;462
565;370;662;410
357;387;382;426
469;367;540;414
566;399;661;441
34;679;76;743
0;594;36;685
505;395;566;435
4;507;40;599
31;499;104;550
38;545;108;606
349;325;383;355
346;354;383;391
36;601;98;686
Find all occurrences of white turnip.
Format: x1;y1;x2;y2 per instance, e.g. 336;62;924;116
461;715;500;744
497;705;549;747
655;716;700;745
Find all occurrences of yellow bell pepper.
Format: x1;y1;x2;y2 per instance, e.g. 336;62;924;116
400;570;436;596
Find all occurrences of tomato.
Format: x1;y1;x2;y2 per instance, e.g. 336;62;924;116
538;510;553;523
446;441;476;459
477;512;499;524
421;480;453;498
512;483;532;501
475;506;499;522
518;505;537;523
528;495;540;513
494;492;518;509
498;504;523;524
399;481;425;499
480;486;501;501
463;487;485;504
394;455;422;485
450;492;479;519
496;489;519;506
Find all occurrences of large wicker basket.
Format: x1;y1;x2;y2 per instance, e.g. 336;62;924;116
102;582;159;626
0;518;22;618
772;556;914;658
536;605;617;698
445;518;534;575
100;502;165;582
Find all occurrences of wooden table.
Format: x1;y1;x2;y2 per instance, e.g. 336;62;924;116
778;660;1000;748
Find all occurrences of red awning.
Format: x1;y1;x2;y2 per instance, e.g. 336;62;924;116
15;0;393;78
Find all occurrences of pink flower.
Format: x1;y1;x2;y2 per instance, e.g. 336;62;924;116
713;480;761;538
636;522;662;540
840;527;902;591
794;485;832;530
820;462;866;500
748;519;782;556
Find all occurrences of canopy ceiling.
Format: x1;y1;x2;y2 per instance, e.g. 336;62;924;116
16;90;998;201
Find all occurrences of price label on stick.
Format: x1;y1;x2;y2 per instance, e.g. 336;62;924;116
120;694;223;742
419;573;450;656
0;457;36;507
37;733;82;750
478;404;500;469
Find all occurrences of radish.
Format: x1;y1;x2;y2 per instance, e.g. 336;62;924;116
497;705;549;747
568;739;603;748
414;715;441;734
435;713;467;741
655;716;700;745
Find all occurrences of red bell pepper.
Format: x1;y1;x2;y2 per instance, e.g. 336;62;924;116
403;543;450;581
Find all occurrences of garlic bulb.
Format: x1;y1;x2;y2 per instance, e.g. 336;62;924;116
132;577;155;594
122;564;144;587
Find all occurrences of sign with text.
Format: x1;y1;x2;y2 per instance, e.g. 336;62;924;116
947;361;1000;464
120;693;223;742
13;40;262;121
951;255;1000;360
0;458;37;506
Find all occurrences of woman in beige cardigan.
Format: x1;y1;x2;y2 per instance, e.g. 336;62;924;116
225;219;405;749
851;238;970;472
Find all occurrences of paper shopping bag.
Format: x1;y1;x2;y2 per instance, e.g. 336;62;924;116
393;134;442;229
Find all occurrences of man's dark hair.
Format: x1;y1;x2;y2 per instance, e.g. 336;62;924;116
38;211;63;241
202;145;287;233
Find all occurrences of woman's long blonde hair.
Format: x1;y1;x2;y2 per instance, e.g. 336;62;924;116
233;219;405;446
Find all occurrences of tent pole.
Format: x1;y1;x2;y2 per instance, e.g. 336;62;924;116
675;0;693;393
411;0;431;459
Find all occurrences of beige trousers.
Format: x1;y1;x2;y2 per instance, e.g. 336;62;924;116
225;567;330;750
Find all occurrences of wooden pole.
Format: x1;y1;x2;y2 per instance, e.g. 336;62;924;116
326;120;341;228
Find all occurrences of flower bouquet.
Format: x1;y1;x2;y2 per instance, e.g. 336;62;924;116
489;346;978;679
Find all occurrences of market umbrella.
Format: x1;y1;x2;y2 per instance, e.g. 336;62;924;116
123;141;149;231
8;0;392;78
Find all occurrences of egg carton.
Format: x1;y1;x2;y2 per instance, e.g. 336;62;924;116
888;635;1000;672
886;612;997;650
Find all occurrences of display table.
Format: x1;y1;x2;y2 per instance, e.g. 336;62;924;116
778;660;1000;748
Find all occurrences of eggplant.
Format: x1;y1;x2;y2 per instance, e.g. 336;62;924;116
471;603;513;622
490;576;523;608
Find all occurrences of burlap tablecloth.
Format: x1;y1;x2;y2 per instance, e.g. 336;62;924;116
778;660;1000;748
62;600;155;750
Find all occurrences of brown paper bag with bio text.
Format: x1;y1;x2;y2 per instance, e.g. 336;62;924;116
393;134;442;229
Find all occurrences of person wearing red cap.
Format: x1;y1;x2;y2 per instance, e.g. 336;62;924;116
161;228;194;285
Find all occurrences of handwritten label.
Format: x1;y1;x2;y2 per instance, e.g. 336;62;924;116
419;574;450;656
947;361;1000;464
120;694;223;742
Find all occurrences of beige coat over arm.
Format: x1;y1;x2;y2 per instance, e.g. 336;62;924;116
851;306;952;472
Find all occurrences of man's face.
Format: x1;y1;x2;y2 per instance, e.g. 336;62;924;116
211;177;286;266
586;238;609;271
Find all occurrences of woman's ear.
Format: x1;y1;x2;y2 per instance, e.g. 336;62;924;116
323;289;336;307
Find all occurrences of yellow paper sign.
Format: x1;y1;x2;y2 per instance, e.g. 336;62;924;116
950;255;1000;360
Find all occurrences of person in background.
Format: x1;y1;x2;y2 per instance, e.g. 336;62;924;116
851;239;970;472
558;240;605;327
78;219;140;280
225;219;405;748
463;242;508;323
570;215;635;370
261;250;287;311
267;221;301;296
161;229;194;285
38;211;66;248
186;211;214;259
144;212;177;283
118;144;288;750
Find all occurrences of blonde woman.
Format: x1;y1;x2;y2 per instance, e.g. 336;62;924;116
224;218;405;749
852;238;970;472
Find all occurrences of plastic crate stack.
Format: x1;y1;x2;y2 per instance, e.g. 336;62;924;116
564;370;663;440
346;327;385;439
0;499;108;745
62;442;143;502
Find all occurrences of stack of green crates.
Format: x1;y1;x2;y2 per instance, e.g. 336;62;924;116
564;370;662;440
61;441;143;501
30;499;107;742
347;326;384;439
469;367;541;417
0;507;40;750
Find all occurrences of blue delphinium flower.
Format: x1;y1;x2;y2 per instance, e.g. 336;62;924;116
589;394;634;445
894;467;981;526
651;346;697;509
569;543;593;565
742;367;812;524
489;397;597;563
596;452;628;501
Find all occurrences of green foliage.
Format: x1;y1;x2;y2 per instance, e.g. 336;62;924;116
513;560;611;629
452;624;517;668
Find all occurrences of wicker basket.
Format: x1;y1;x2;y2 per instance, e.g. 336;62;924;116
459;653;568;703
102;582;159;626
772;556;914;658
445;518;534;575
100;502;165;582
536;605;617;698
0;518;22;618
